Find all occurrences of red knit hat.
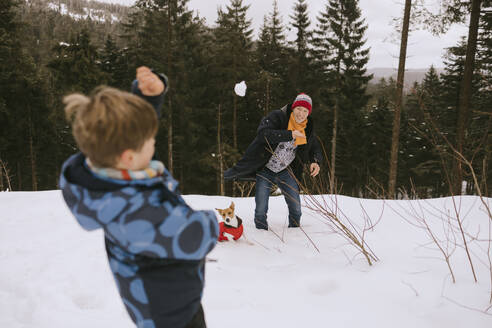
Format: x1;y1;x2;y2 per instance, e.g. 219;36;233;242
291;93;312;115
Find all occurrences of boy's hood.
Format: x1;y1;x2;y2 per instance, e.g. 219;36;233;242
60;153;123;192
59;153;181;236
60;152;177;192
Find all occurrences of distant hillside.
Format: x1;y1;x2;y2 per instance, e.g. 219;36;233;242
20;0;132;44
26;0;130;24
367;67;445;87
18;0;132;70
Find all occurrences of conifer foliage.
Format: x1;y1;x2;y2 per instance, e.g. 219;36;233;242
314;0;372;195
0;0;490;198
288;0;313;95
1;0;54;191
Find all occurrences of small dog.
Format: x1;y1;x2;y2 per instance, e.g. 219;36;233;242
216;201;243;242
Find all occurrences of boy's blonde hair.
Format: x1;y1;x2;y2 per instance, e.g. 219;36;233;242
64;86;158;167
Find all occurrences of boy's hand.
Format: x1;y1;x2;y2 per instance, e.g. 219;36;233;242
136;66;165;96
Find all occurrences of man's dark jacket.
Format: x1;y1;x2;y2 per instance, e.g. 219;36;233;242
224;104;323;181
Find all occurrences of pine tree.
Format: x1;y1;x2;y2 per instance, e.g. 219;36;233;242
401;68;445;197
173;12;226;194
100;34;127;89
125;0;229;193
119;3;145;75
288;0;314;95
255;1;289;110
47;29;107;185
225;0;254;149
439;38;487;194
313;0;372;195
0;0;54;190
48;29;106;94
422;0;490;194
440;39;480;146
213;1;254;143
267;0;287;77
210;0;255;195
290;0;311;56
254;17;280;116
476;9;492;111
476;8;492;195
130;0;194;178
363;78;395;195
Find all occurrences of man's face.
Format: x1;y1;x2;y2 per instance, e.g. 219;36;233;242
293;106;309;123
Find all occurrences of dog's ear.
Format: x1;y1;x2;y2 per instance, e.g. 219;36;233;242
230;201;235;210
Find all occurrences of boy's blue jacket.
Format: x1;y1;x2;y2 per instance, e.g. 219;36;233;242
60;153;218;328
59;77;217;328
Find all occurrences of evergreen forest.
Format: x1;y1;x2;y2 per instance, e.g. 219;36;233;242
0;0;491;198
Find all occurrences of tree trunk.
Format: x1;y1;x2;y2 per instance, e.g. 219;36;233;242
167;2;173;175
0;164;3;191
233;52;238;150
388;0;411;198
483;114;492;197
454;0;482;195
233;93;237;149
218;104;224;196
179;165;184;194
232;89;237;197
17;161;21;191
265;75;270;117
28;106;38;191
167;97;173;175
0;159;12;191
330;100;338;195
330;50;343;195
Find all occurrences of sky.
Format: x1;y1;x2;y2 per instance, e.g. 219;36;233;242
95;0;469;69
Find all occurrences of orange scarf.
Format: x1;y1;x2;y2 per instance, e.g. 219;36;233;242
287;112;307;146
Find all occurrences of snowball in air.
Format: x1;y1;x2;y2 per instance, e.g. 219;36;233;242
234;81;247;97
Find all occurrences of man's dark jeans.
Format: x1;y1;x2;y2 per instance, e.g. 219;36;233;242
254;167;301;229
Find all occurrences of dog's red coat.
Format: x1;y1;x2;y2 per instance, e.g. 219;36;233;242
218;222;244;241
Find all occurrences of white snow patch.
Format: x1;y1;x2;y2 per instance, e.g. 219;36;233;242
47;2;68;15
47;2;119;23
0;191;491;327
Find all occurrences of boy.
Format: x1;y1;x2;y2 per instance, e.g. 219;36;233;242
59;67;218;328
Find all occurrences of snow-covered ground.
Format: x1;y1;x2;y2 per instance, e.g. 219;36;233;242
1;191;491;327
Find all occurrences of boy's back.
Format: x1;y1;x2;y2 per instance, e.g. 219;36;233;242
59;70;218;328
60;153;218;328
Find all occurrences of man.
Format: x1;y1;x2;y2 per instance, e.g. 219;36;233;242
224;93;322;230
